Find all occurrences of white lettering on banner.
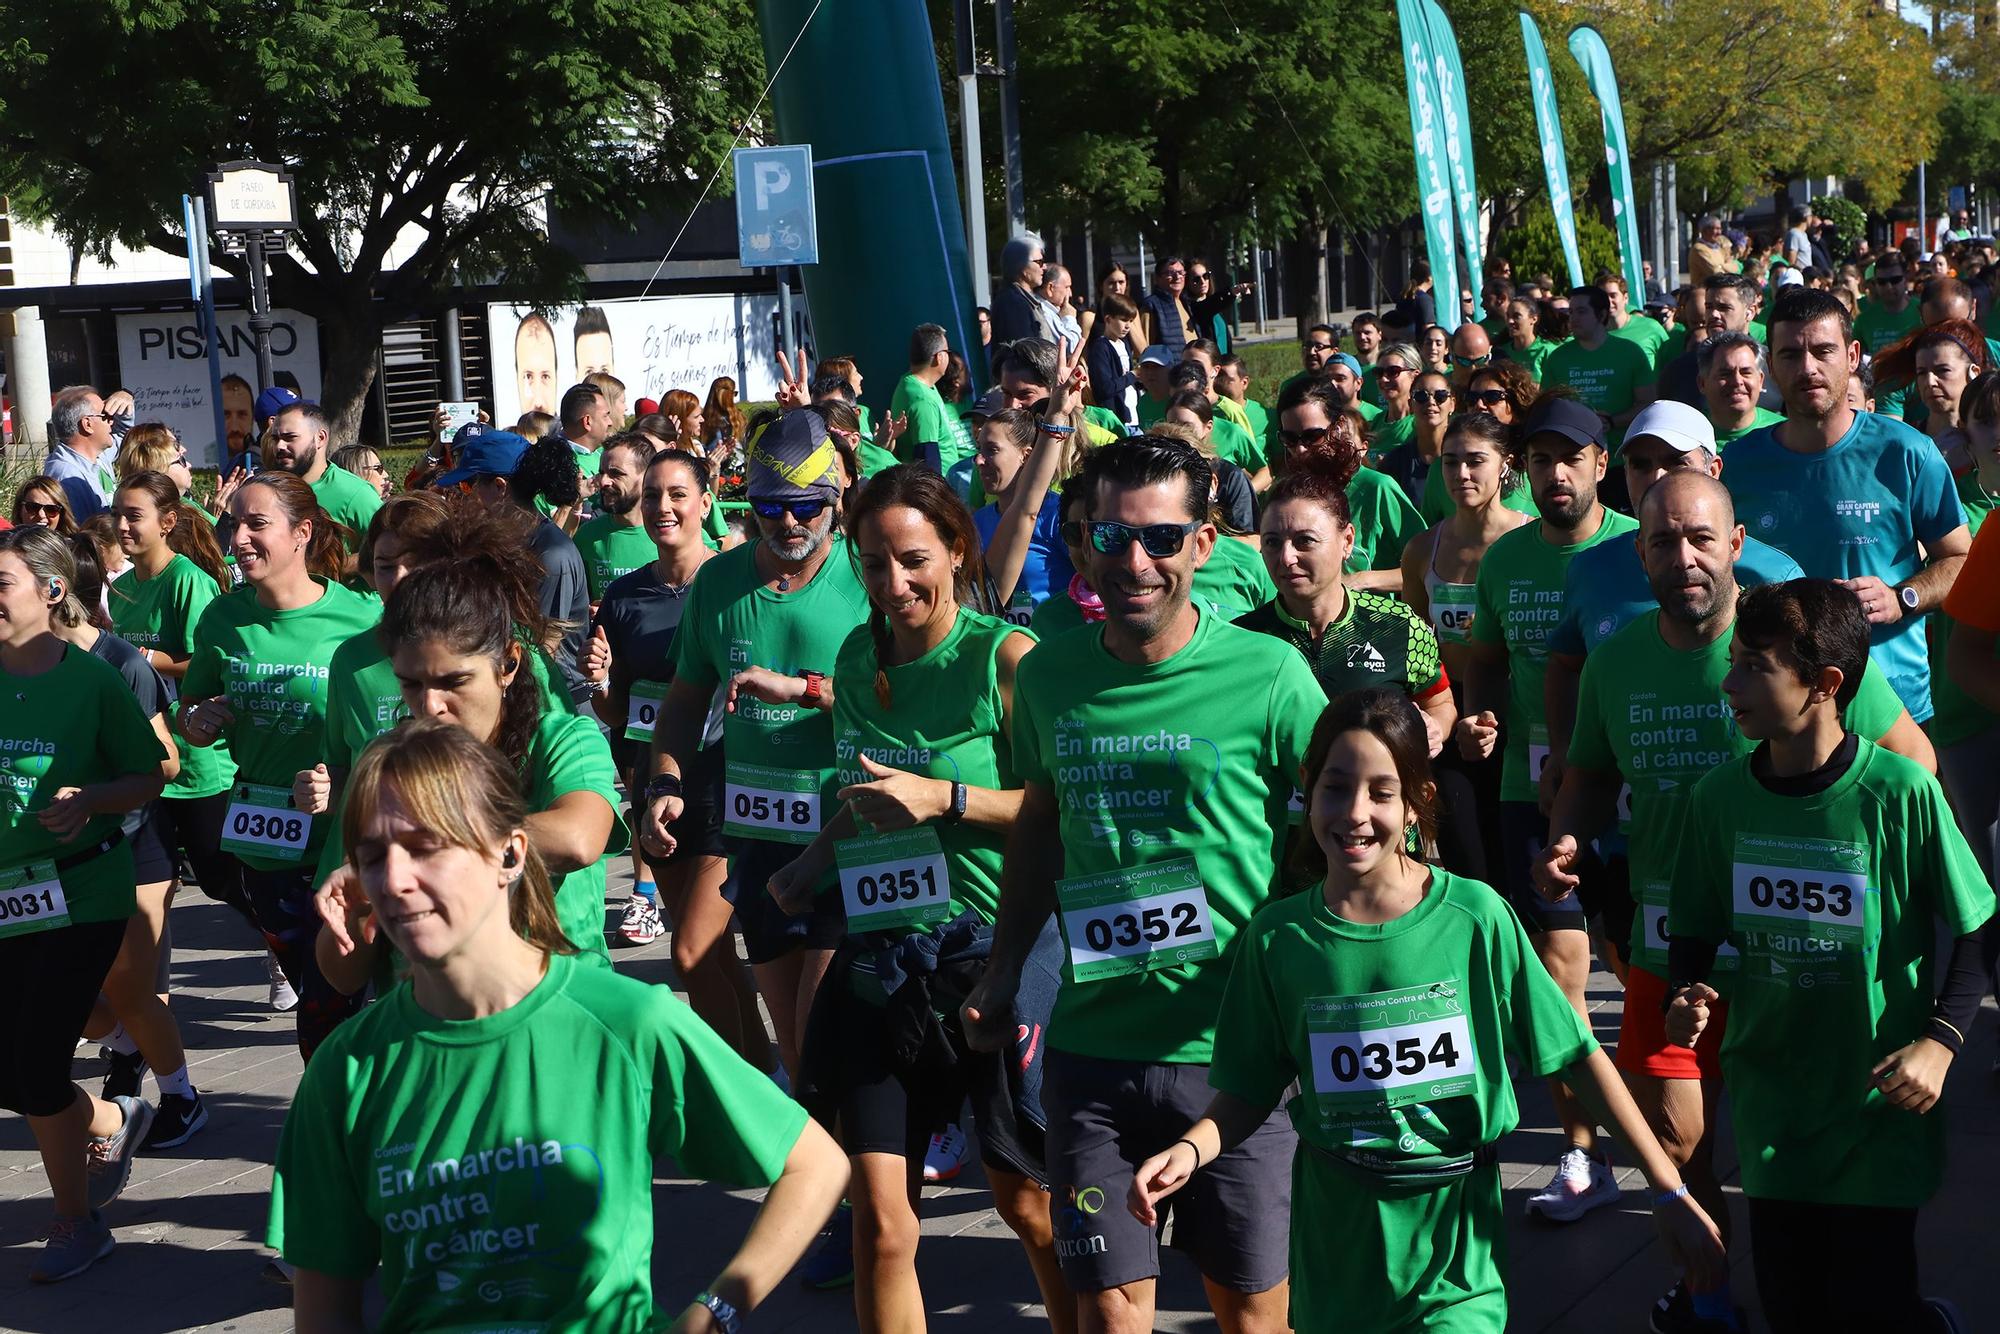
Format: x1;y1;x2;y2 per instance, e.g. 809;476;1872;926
485;297;784;426
113;309;324;469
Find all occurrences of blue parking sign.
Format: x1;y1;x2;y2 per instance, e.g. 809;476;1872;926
734;145;819;268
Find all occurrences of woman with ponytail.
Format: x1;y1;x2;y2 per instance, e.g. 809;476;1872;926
180;472;377;1060
767;464;1072;1334
273;720;846;1334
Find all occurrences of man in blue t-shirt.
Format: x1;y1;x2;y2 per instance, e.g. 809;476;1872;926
1721;288;1970;721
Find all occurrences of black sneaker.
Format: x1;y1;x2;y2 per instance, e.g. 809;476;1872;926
101;1049;148;1102
1922;1298;1967;1333
141;1091;208;1151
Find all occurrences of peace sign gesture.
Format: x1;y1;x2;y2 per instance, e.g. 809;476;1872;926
774;347;811;409
1044;335;1087;423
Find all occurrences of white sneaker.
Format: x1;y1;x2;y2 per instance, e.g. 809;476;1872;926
923;1123;970;1183
1524;1146;1620;1222
266;951;299;1012
618;896;663;946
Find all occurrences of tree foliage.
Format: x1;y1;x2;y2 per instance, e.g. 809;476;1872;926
0;0;765;438
1496;200;1619;285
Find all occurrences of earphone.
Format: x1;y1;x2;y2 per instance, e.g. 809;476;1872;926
46;579;60;598
502;848;519;868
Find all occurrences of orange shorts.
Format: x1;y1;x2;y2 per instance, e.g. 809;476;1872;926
1615;965;1727;1083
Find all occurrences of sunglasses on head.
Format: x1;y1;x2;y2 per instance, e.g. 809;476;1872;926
1087;519;1202;558
749;495;830;521
1413;389;1453;406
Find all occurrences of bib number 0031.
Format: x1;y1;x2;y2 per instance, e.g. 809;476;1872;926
1056;856;1218;982
220;783;311;861
0;859;70;939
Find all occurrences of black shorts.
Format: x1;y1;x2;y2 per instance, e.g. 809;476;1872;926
1496;802;1632;938
0;917;126;1116
155;791;250;920
632;744;727;873
129;802;177;886
1041;1049;1293;1295
721;836;845;966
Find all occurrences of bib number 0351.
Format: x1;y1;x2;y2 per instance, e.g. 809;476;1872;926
836;828;953;933
1056;856;1218;982
220;783;310;861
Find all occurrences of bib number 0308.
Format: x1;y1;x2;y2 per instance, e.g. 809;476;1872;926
220;783;310;861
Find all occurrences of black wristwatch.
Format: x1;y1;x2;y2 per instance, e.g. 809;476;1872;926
942;781;968;822
694;1290;741;1334
644;773;685;803
1895;582;1920;614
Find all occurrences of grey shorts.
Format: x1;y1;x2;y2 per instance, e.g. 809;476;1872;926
1042;1048;1293;1295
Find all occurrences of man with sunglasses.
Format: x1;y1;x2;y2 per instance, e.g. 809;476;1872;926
44;385;120;520
1448;323;1493;392
642;409;867;1083
1141;255;1191;362
1855;259;1920;418
1276;323;1341;406
963;436;1324;1334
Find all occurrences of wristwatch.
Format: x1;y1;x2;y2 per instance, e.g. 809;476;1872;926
1895;583;1920;613
693;1290;742;1334
644;773;685;803
942;780;968;823
800;670;827;709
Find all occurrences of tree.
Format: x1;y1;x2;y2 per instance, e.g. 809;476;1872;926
0;0;765;443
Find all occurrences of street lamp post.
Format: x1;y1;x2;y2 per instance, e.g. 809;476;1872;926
205;161;300;390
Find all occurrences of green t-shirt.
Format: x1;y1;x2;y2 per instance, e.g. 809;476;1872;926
1137;394;1166;429
1346;467;1425;574
1498;338;1558;383
1192;534;1278;619
1927;471;1999;748
1209;870;1595;1329
1470;511;1639;801
832;610;1025;926
1668;741;1994;1208
525;708;627;961
572;515;656;604
1210;416;1262;473
184;579;382;870
1368;412;1414;460
309;463;384;551
1609;314;1670;370
268;951;808;1330
1568;610;1908;977
0;645;167;923
1242;400;1273;465
890;373;965;469
1028;590;1088;640
1419;465;1538;528
1234;591;1444;703
322;631;404;775
1011;609;1326;1063
109;554;234;799
858;440;901;478
672;537;871;844
1715;406;1786;452
1540;336;1655;445
1854;301;1922;419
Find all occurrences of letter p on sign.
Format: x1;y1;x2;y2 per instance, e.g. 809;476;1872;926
753;161;791;213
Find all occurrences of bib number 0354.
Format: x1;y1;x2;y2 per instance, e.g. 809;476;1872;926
220;783;310;861
1056;856;1218;982
1307;982;1475;1115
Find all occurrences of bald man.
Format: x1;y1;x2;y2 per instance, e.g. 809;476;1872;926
1449;322;1493;391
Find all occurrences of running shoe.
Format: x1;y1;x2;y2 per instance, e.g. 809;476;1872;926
1922;1297;1967;1333
101;1048;148;1102
266;952;299;1012
618;895;664;946
142;1091;209;1151
86;1095;155;1211
798;1201;854;1290
923;1123;970;1183
29;1211;114;1284
1523;1146;1620;1222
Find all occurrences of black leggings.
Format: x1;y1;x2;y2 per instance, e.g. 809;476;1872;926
156;792;254;926
1433;743;1503;883
0;919;126;1116
239;862;363;1062
1748;1197;1926;1332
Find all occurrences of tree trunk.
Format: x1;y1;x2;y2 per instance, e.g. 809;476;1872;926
1285;211;1327;329
316;299;383;448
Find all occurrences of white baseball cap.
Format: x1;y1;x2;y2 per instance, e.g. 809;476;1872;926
1624;400;1716;456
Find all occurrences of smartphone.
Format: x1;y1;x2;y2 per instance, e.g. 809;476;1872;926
438;401;480;441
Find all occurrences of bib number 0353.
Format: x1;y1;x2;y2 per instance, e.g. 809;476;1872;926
722;761;821;844
1056;856;1218;982
0;859;71;939
836;828;953;933
220;783;310;861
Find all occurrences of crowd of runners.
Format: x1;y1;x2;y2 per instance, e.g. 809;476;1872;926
0;232;1995;1334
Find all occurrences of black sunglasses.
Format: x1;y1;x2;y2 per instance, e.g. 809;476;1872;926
749;495;830;521
1413;389;1454;406
1303;341;1335;354
1279;426;1330;448
1467;389;1509;408
1375;365;1412;379
1087;519;1202;558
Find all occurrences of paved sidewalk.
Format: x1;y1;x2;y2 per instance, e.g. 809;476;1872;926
2;885;1995;1332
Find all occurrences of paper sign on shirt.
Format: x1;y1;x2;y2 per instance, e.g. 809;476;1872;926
220;782;312;861
836;828;953;932
723;761;821;843
1056;856;1218;981
624;680;668;743
0;859;71;939
1307;981;1475;1119
1730;832;1873;985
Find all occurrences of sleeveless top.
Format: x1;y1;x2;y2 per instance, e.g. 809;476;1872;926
1423;534;1478;644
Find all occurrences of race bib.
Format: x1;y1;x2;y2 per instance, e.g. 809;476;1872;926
1730;832;1871;985
1431;590;1476;640
1616;783;1634;826
1308;982;1475;1119
723;761;821;844
1001;588;1038;628
1286;786;1306;828
1056;857;1218;982
624;680;668;743
836;828;953;933
220;783;311;861
0;859;70;939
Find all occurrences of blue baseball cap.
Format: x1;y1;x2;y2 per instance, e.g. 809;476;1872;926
435;430;531;487
1330;352;1363;376
253;386;300;430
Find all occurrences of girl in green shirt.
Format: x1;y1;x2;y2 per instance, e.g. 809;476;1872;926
1498;296;1558;384
1130;689;1723;1332
0;527;168;1281
275;719;847;1334
766;466;1070;1333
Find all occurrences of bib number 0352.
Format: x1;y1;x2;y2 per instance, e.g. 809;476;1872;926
220;783;310;861
836;828;953;933
1056;856;1218;982
0;859;71;939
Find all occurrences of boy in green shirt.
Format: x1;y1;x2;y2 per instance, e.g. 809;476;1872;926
1667;579;1991;1332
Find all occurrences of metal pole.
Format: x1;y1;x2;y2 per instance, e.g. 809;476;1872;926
245;229;275;390
1918;162;1928;251
440;306;464;401
1251;204;1266;333
777;270;794;367
191;196;228;467
1137;235;1148;292
1083;222;1096;299
1667;161;1680;283
953;0;990;307
994;0;1026;233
